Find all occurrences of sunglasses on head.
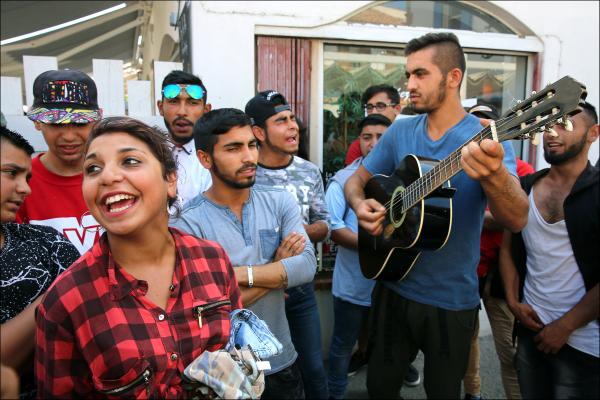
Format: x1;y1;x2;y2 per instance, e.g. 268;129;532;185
162;84;205;100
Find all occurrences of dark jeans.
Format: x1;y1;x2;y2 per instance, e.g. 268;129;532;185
285;282;329;399
327;296;370;399
262;362;305;400
366;283;477;399
516;326;600;399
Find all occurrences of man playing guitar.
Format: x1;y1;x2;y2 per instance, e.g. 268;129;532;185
344;32;528;399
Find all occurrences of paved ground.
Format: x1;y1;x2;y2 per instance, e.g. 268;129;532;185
342;307;508;399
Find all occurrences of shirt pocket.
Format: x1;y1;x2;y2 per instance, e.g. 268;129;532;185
259;228;280;260
93;358;153;399
192;297;232;350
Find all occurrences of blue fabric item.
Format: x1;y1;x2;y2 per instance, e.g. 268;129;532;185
227;309;283;360
326;158;375;306
363;114;517;311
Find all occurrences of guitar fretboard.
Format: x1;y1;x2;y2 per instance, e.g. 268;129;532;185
398;124;496;214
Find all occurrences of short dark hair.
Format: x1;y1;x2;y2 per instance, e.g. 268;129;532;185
361;84;400;105
161;70;207;101
358;114;392;131
193;108;252;155
405;32;466;82
0;126;34;155
85;117;178;207
580;101;598;125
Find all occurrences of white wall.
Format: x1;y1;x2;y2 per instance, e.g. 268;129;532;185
492;1;600;167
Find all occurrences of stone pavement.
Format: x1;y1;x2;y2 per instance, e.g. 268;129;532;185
343;307;508;399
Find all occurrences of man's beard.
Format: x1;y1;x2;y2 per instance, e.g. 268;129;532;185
412;76;447;114
164;117;193;145
544;133;587;165
213;160;256;189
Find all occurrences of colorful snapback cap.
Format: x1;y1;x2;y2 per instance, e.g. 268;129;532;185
27;69;102;124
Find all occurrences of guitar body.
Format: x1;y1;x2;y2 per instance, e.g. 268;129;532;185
359;155;453;280
357;76;587;281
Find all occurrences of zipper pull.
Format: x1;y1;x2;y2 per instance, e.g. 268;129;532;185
196;306;203;328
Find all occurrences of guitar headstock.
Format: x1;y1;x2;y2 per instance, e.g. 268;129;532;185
495;76;587;143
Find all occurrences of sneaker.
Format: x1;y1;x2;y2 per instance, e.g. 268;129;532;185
403;364;421;387
347;352;367;377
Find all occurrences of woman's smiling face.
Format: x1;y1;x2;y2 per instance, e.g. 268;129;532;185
82;131;176;236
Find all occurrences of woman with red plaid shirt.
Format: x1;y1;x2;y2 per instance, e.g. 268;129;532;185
35;117;242;398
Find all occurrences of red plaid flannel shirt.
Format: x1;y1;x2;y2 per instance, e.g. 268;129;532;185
35;228;242;399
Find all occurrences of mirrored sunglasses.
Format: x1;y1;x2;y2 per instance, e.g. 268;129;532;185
162;84;205;100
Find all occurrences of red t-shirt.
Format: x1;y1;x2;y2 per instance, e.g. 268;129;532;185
344;138;362;166
477;158;535;277
16;155;102;254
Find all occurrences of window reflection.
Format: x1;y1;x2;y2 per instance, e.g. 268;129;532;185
347;1;514;34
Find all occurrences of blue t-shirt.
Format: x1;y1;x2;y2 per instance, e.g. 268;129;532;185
326;158;375;306
363;113;517;310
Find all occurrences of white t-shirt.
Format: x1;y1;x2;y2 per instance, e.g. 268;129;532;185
522;189;599;357
172;140;212;206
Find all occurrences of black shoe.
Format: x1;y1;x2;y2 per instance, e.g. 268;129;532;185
403;364;421;387
347;353;367;377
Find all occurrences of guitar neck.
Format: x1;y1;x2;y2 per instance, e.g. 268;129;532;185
401;125;496;213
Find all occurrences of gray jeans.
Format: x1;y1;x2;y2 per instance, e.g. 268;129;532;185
366;283;478;399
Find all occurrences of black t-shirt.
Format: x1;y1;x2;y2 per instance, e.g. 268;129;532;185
1;223;79;398
1;223;79;322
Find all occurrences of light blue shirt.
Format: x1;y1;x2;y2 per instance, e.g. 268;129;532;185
326;158;375;306
170;186;316;374
363;114;517;311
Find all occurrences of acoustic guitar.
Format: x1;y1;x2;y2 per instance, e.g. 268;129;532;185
359;75;587;281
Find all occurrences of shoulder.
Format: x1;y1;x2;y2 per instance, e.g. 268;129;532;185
5;223;65;245
170;228;229;260
251;186;297;210
389;114;425;132
170;229;235;278
40;247;103;317
252;184;291;200
179;195;211;217
292;156;320;173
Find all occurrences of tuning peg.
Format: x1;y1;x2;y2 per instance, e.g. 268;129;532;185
531;132;541;146
563;119;573;131
531;90;537;95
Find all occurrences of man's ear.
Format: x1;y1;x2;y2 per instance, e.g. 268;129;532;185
157;100;164;116
204;103;212;113
252;125;266;142
166;170;178;200
197;149;212;169
447;67;463;90
587;124;599;143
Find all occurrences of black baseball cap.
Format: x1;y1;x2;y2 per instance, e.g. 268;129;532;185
468;102;499;120
245;90;291;127
27;69;102;124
